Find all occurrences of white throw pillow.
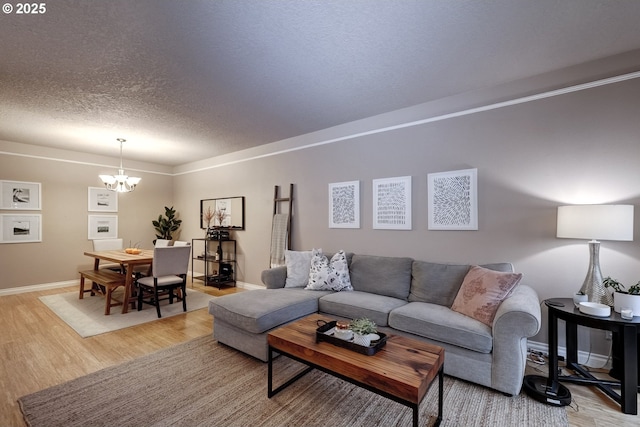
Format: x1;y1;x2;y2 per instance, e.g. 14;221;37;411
284;250;314;288
305;249;353;291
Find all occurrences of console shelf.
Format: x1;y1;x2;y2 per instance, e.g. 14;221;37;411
192;238;236;289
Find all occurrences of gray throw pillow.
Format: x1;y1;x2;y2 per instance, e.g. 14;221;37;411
349;254;413;300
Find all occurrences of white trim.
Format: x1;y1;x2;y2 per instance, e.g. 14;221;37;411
235;281;263;290
0;280;78;296
0;277;262;296
527;339;612;369
0;150;171;176
173;70;640;175
2;71;640;176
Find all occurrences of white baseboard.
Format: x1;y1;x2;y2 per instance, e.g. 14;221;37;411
0;277;263;296
235;281;263;290
0;280;78;296
527;339;612;369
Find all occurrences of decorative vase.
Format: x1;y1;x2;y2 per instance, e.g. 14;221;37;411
353;333;371;347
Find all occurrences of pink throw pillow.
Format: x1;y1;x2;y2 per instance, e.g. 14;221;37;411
451;265;522;327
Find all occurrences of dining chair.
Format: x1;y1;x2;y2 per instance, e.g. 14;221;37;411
92;238;124;272
155;239;171;247
136;245;191;318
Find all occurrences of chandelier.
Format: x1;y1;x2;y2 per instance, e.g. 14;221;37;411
99;138;141;192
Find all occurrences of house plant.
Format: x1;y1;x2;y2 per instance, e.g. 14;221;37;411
603;276;640;315
152;206;183;244
349;317;377;347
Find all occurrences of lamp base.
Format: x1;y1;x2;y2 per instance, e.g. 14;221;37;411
578;241;613;306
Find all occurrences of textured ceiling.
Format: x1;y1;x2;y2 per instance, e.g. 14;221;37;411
1;0;640;166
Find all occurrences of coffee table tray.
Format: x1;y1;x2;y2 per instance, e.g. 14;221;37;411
315;320;387;356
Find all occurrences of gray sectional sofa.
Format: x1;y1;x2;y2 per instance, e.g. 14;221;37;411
208;253;541;396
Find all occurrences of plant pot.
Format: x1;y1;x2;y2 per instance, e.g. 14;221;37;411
352;333;371;347
613;291;640;315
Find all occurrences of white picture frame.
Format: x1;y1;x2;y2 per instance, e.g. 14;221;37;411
373;176;412;230
329;181;360;228
88;215;118;240
0;180;41;210
88;187;118;212
0;214;42;243
428;168;478;230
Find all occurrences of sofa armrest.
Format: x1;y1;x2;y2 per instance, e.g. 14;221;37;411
261;266;287;289
490;284;541;395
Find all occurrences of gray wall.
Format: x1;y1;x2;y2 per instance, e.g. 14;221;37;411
0;142;174;288
173;73;640;351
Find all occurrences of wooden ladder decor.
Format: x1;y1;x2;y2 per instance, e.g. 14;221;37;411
270;184;294;267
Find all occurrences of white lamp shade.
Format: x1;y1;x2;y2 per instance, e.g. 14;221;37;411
557;205;634;241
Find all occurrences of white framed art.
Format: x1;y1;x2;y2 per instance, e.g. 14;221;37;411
88;187;118;212
0;214;42;243
0;180;41;210
373;176;412;230
428;168;478;230
88;215;118;239
329;181;360;228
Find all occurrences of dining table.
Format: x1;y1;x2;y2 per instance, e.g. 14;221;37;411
83;249;154;314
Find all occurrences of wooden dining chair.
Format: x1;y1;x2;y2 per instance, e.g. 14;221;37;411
135;246;191;318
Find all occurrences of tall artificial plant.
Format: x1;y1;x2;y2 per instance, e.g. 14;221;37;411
152;206;182;243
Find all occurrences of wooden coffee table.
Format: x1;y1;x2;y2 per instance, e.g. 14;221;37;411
267;313;444;427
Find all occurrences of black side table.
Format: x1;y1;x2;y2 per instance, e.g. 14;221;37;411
545;298;640;415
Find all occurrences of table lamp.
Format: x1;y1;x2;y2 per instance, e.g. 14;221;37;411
556;204;634;305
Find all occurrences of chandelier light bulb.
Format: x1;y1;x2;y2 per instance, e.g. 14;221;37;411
99;138;141;192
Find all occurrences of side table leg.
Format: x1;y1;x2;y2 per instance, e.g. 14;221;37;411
547;310;559;391
621;325;638;415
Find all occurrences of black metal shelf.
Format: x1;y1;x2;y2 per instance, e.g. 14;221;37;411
192;238;236;289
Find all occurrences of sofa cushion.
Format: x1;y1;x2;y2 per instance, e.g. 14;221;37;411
306;249;353;291
208;288;330;334
409;262;515;307
389;302;493;353
284;250;313;288
318;291;407;326
349;254;413;300
451;265;522;327
409;262;471;306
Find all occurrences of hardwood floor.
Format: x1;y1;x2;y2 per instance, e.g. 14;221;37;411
0;280;241;426
1;283;638;426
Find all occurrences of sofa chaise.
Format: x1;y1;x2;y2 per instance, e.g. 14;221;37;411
208;252;541;396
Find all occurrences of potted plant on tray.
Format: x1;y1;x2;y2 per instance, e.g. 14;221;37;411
603;276;640;315
349;318;377;347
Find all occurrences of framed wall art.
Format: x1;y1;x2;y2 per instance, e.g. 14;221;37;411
88;215;118;240
0;214;42;243
0;180;41;210
329;181;360;228
88;187;118;212
428;168;478;230
373;176;412;230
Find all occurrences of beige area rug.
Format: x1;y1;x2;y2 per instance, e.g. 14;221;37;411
39;289;213;338
18;335;568;427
